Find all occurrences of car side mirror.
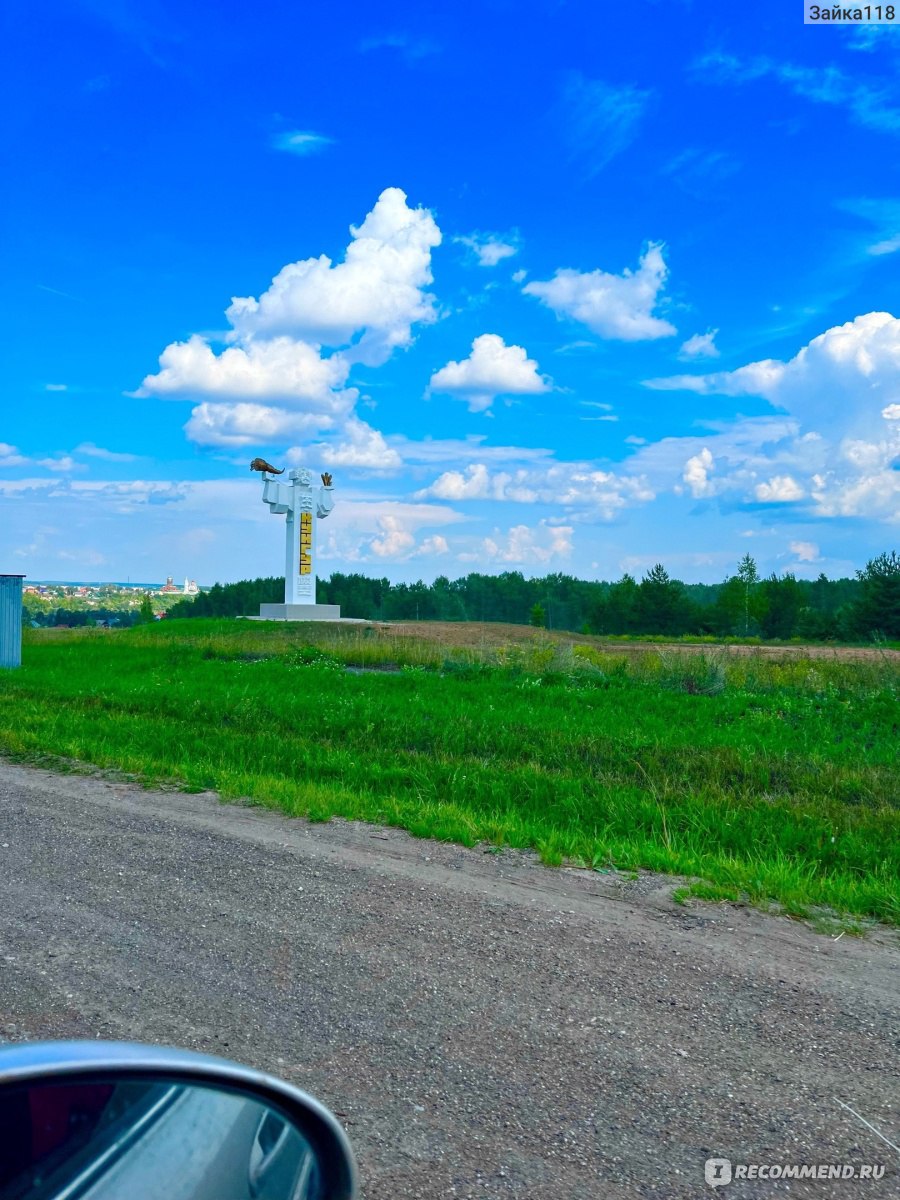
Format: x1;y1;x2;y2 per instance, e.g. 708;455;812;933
0;1040;357;1200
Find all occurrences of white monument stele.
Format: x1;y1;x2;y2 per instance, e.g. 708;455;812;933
256;467;341;621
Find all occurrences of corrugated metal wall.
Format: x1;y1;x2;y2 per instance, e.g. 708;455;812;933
0;575;24;669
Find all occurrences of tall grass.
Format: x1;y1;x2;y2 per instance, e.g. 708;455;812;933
2;621;898;926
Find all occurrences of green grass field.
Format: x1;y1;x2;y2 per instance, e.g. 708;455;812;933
1;620;897;927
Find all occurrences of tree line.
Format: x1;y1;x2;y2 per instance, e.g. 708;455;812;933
163;551;900;642
24;606;144;629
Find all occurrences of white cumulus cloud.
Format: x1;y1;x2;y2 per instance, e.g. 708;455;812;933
225;187;441;365
648;312;900;429
136;188;441;456
789;540;820;562
370;515;416;558
316;500;465;564
755;475;805;502
417;534;449;556
311;417;403;471
416;460;655;521
679;329;720;359
523;243;676;341
640;312;900;520
482;521;573;565
419;463;494;500
184;402;333;448
683;448;715;497
137;335;350;406
644;359;784;396
429;334;551;412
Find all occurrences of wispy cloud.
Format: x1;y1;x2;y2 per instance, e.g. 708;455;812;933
0;444;84;473
559;74;654;175
847;22;900;53
45;383;68;392
662;147;740;197
455;233;519;267
869;234;900;255
838;197;900;256
38;456;84;473
75;442;139;462
271;129;333;156
73;0;177;69
0;443;29;468
694;50;900;134
388;434;554;467
36;283;83;302
358;33;439;62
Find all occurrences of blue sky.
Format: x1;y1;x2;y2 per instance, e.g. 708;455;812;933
3;0;899;586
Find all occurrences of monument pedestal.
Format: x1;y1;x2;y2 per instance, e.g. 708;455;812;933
254;603;342;622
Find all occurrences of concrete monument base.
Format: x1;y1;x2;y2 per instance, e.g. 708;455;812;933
254;603;342;622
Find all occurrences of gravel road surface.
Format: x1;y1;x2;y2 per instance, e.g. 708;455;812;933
0;761;897;1199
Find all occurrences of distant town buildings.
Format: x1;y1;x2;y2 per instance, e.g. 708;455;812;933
22;578;204;601
159;576;199;595
21;577;207;630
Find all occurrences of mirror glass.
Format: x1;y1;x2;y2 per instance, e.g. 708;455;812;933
0;1076;324;1200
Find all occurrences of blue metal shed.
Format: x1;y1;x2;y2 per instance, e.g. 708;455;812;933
0;575;25;669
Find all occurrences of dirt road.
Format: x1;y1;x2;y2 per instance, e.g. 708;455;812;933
0;761;896;1198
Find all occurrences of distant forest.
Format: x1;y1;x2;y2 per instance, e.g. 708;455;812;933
24;606;144;629
165;551;900;642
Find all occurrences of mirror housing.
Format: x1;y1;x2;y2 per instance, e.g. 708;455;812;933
0;1040;357;1200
